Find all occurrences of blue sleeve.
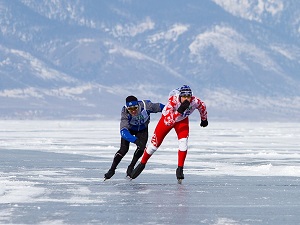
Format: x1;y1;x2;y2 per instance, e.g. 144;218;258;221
120;128;137;143
159;103;165;111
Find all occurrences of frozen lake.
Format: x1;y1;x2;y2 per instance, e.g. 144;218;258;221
0;120;299;224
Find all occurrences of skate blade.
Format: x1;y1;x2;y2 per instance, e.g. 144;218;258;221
177;179;183;184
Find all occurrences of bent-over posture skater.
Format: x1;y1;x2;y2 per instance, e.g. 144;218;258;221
130;85;208;183
104;95;164;180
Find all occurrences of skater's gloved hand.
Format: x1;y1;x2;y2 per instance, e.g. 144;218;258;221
134;139;144;150
177;100;190;114
200;120;208;127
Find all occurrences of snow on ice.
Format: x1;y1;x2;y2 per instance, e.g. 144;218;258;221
0;120;299;224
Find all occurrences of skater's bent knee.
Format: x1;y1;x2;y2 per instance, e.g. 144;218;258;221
178;138;188;151
146;143;157;155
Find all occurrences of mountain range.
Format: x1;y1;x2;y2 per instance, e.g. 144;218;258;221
1;0;300;121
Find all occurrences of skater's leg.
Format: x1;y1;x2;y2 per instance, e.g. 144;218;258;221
104;138;129;179
174;117;189;180
127;129;148;176
131;116;172;179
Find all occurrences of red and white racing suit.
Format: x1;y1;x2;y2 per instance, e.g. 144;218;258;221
140;92;207;167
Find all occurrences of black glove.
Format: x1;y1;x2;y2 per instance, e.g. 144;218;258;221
177;100;190;114
134;139;144;149
200;120;208;127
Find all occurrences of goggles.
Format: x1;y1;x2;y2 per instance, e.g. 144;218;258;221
127;106;138;111
180;94;192;98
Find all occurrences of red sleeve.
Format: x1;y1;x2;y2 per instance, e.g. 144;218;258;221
163;96;181;126
196;98;207;121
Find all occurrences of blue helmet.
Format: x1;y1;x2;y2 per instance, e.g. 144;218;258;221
179;85;192;97
126;95;138;107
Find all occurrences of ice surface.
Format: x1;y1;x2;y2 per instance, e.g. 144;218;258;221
0;120;299;224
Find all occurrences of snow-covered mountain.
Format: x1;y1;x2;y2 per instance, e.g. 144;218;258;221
1;0;300;121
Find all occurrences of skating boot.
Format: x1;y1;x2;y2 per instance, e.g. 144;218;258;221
130;163;145;179
176;166;184;184
104;169;115;181
126;165;134;178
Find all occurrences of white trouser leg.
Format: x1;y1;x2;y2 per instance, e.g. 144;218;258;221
146;142;157;155
178;138;188;151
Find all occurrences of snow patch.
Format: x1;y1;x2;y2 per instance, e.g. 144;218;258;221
212;0;284;22
189;25;279;72
112;17;155;37
147;23;189;43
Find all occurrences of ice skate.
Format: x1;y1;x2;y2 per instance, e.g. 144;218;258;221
104;169;115;181
130;163;145;179
126;165;134;178
176;166;184;184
